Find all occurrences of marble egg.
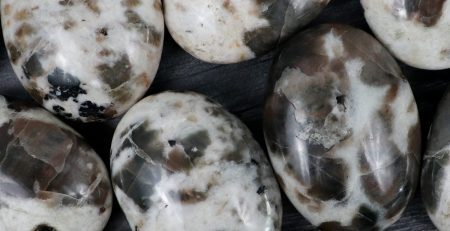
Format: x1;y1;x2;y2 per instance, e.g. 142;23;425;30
163;0;330;64
0;95;112;230
111;92;282;231
1;0;164;122
422;87;450;230
264;24;421;230
362;0;450;70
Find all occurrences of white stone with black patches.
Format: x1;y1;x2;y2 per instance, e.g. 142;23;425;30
264;24;421;230
362;0;450;70
1;0;164;122
163;0;329;64
0;95;113;231
111;92;282;231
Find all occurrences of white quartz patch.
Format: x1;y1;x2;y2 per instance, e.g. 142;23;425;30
0;193;111;231
0;96;10;126
362;0;450;70
115;162;274;231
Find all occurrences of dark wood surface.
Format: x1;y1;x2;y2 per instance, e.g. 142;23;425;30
1;1;449;230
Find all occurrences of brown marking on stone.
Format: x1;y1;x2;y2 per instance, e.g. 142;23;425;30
84;0;101;14
223;0;236;14
137;73;151;87
25;83;45;105
153;0;162;12
6;42;22;64
410;0;447;27
96;27;109;42
15;23;35;38
96;55;132;89
125;10;162;47
178;189;207;204
441;49;450;59
14;9;31;21
306;158;348;201
407;99;416;113
98;49;112;57
384;84;399;103
3;4;12;16
297;191;311;203
175;3;186;12
103;106;118;119
173;101;183;108
407;122;421;161
166;147;192;172
122;0;141;7
274;173;286;189
378;105;394;133
360;144;407;207
63;20;76;30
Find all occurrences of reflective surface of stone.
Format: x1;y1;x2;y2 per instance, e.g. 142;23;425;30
422;87;450;231
362;0;450;70
111;92;282;231
0;95;112;230
264;24;421;230
1;0;164;122
164;0;329;64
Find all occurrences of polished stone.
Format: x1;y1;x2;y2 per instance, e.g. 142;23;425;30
0;95;112;230
422;87;450;231
264;24;421;230
163;0;329;64
1;0;164;122
362;0;450;70
111;91;282;231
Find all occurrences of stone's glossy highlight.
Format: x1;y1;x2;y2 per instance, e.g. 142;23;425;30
111;92;282;231
362;0;450;70
422;87;450;231
163;0;329;64
264;24;421;230
0;96;112;230
1;0;164;122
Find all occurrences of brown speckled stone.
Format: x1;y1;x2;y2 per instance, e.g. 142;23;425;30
264;24;420;230
0;95;112;230
1;0;164;122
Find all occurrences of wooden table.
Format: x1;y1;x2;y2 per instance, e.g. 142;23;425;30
1;0;448;230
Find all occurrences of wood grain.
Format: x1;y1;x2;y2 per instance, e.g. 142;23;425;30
0;0;448;230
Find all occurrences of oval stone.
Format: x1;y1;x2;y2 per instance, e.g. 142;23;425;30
1;0;164;122
362;0;450;70
264;24;421;230
163;0;330;64
111;92;282;231
0;95;112;230
422;87;450;230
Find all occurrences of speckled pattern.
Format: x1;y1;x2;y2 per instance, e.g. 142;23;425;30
264;24;421;230
362;0;450;70
163;0;329;64
111;92;282;231
1;0;164;122
0;95;112;230
422;87;450;231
